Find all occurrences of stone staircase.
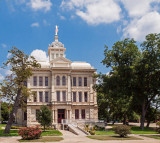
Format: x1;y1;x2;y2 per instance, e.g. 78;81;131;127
68;124;88;136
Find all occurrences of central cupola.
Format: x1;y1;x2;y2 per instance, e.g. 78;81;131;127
48;25;66;62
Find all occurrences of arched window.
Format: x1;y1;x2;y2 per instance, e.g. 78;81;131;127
56;76;60;86
62;76;66;86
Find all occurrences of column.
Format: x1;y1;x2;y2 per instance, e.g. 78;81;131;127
68;75;71;101
55;110;57;123
52;110;55;123
51;74;55;102
66;110;68;120
90;76;93;102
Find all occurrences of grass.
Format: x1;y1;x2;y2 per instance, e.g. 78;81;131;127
95;131;115;135
41;130;63;136
0;124;62;137
87;135;143;140
19;137;63;142
131;126;157;134
140;135;160;140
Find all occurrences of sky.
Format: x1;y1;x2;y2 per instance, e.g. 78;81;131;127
0;0;160;81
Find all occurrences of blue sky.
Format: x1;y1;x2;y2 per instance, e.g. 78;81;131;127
0;0;160;81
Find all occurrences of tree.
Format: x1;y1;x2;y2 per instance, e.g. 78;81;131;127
37;105;52;131
96;33;160;130
0;47;40;133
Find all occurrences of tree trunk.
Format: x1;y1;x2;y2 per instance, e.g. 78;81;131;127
44;125;45;131
123;115;127;125
146;119;150;128
140;101;146;130
3;88;22;134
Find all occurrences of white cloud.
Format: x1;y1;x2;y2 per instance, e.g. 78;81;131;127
0;74;4;81
121;0;152;17
30;49;49;62
7;53;12;58
61;0;121;25
31;22;39;27
123;11;160;41
28;0;52;12
1;43;7;48
57;13;66;20
5;70;12;75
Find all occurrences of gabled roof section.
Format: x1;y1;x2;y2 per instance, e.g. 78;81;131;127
50;57;72;67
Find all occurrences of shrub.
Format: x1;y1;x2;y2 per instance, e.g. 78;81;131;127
89;130;95;135
156;128;160;133
113;125;131;137
156;121;160;127
18;127;42;140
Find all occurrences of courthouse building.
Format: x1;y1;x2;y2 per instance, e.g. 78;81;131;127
16;27;98;127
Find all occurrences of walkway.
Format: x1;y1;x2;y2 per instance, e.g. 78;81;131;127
0;131;159;143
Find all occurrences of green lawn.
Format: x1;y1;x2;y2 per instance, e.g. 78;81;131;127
95;131;115;135
19;137;63;142
0;124;62;137
41;130;63;136
87;135;143;140
95;126;157;135
140;135;160;140
131;126;157;134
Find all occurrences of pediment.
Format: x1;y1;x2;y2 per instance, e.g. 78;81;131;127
50;57;72;64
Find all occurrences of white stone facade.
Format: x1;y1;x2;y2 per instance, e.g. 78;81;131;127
16;33;98;127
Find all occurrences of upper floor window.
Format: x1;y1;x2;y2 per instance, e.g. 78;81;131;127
79;92;82;102
39;77;43;86
56;76;60;86
62;91;66;101
73;77;76;86
75;109;79;119
81;109;85;119
45;77;48;86
39;92;43;102
73;92;76;102
78;77;82;86
62;76;66;86
33;76;37;86
45;92;49;102
84;77;87;86
84;92;88;102
24;81;27;87
57;91;60;101
34;95;37;102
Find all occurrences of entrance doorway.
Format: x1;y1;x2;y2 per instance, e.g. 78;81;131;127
58;109;65;123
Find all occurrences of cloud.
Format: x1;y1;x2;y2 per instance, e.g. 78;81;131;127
7;53;12;58
123;11;160;41
5;70;12;75
31;22;39;27
28;0;52;12
61;0;121;25
57;13;66;20
0;73;4;81
1;43;7;48
30;49;49;62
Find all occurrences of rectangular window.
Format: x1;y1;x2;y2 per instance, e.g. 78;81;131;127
75;109;79;119
78;77;82;86
57;91;60;101
84;92;88;102
39;92;43;102
34;95;37;102
36;109;40;120
24;81;27;87
79;92;82;102
39;77;43;86
45;77;48;86
81;109;85;119
73;92;76;102
24;112;27;120
45;92;48;102
33;76;37;86
62;91;66;101
73;77;76;86
84;77;87;86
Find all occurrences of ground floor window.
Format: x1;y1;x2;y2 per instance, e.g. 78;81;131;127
24;112;27;120
81;109;85;119
36;109;40;120
75;109;79;119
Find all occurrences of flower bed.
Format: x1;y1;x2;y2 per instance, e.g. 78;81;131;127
18;127;42;140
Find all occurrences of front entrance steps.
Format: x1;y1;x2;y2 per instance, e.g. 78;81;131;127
68;124;88;136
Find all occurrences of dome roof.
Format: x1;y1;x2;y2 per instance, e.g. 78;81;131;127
71;62;92;69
